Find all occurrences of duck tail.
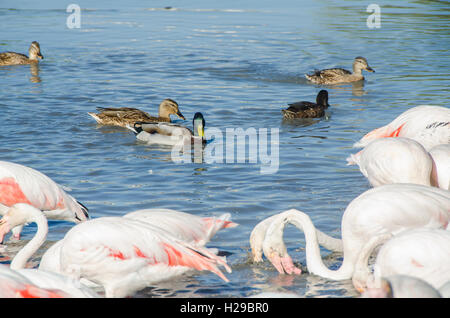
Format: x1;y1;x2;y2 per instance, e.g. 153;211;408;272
125;124;138;134
88;112;102;124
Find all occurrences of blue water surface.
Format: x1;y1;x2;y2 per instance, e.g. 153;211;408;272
0;0;449;297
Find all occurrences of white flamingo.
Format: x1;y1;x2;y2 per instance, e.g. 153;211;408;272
0;264;71;298
353;105;450;151
354;228;450;291
0;204;99;297
0;161;89;239
0;204;233;297
250;184;450;292
347;137;444;188
39;208;237;277
361;275;444;298
123;208;238;246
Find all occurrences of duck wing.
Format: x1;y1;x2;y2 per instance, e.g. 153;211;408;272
95;107;154;120
282;101;326;118
313;68;351;80
285;101;317;112
0;52;29;65
137;122;193;137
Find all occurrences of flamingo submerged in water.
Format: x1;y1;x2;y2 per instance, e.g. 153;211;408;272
0;161;89;240
250;184;450;292
353;105;450;151
347;137;445;189
0;204;234;297
354;228;450;292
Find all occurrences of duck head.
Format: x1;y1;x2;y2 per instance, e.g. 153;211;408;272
159;99;185;120
316;90;330;107
193;112;205;139
29;41;44;61
353;56;374;74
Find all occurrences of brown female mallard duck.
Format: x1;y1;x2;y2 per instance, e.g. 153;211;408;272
0;41;44;66
281;90;330;119
305;57;374;85
88;99;185;127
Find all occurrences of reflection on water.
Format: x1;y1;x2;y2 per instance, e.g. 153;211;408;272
0;0;448;298
29;63;41;83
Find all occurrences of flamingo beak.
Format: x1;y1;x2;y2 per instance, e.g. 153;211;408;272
0;218;10;244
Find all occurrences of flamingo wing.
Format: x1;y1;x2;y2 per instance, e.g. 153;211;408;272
354;105;450;151
0;264;70;298
373;229;450;290
124;208;237;245
0;161;88;223
58;217;231;297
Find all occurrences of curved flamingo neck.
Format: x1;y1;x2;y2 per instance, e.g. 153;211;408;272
266;209;354;280
10;212;48;270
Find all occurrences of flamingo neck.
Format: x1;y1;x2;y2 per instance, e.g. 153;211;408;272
10;212;48;270
268;210;354;280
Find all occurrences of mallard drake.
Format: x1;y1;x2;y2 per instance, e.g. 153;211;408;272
0;41;44;66
305;57;374;85
129;112;206;146
88;99;185;127
281;90;330;119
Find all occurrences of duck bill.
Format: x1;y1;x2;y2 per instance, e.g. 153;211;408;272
197;125;205;138
38;54;44;59
176;111;186;120
366;66;375;73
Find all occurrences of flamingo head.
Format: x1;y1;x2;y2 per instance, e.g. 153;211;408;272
360;278;393;298
262;216;302;275
0;204;44;244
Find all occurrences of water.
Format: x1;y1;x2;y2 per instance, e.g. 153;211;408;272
0;0;448;298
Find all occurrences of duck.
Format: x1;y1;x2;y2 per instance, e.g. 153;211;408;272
0;41;44;66
128;112;206;146
88;99;185;128
305;57;374;85
281;90;330;119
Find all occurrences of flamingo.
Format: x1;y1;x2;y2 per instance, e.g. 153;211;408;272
250;184;449;292
0;204;99;297
353;105;450;151
347;137;443;188
39;208;238;278
0;204;233;297
123;208;238;246
0;264;71;298
428;144;450;190
354;228;450;291
0;160;89;240
361;275;444;298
